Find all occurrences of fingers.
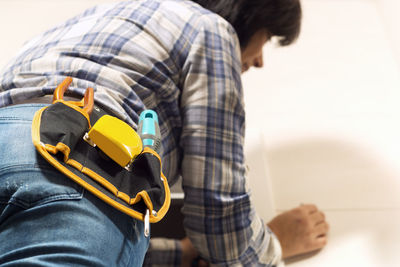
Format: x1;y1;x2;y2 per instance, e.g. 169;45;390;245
303;205;329;237
313;221;329;237
310;210;326;225
316;234;328;248
299;205;329;251
300;204;318;213
299;204;327;225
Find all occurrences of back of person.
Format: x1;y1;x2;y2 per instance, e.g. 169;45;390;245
0;1;249;266
0;0;240;185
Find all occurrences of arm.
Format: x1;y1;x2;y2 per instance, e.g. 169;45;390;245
143;16;329;266
179;17;282;266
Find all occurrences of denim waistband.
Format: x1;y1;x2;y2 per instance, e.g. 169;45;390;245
0;104;49;121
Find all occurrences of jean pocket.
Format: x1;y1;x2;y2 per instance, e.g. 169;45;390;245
0;164;84;210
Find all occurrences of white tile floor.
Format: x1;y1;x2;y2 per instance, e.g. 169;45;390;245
284;210;400;267
246;129;400;266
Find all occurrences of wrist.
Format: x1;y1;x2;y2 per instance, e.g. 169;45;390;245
181;237;198;267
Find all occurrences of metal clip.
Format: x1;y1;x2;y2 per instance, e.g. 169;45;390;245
144;209;150;237
83;132;96;147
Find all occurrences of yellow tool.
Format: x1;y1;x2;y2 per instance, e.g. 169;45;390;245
86;115;143;168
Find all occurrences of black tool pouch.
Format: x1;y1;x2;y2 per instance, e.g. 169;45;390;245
31;77;170;231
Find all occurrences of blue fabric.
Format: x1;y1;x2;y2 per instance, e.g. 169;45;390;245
0;104;149;266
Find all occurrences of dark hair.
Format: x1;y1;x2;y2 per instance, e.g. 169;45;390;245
191;0;302;48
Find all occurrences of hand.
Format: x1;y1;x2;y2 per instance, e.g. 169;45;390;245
181;237;208;267
267;204;329;259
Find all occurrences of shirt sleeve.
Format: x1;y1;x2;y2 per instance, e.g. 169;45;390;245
143;238;182;267
178;16;284;266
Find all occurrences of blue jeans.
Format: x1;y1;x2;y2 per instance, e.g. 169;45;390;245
0;104;149;266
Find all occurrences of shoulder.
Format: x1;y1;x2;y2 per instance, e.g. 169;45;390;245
156;0;238;44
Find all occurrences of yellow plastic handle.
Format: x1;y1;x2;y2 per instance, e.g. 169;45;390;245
53;76;94;115
53;77;73;103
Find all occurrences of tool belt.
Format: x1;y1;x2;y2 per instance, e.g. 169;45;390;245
31;77;170;235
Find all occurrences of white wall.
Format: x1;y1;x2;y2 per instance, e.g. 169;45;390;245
244;0;400;213
377;0;400;68
0;0;119;71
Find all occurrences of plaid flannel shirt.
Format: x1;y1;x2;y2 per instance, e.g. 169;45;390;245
0;0;282;266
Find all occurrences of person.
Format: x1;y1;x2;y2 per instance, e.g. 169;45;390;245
0;0;329;266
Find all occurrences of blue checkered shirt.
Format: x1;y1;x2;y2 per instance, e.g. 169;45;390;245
0;0;282;266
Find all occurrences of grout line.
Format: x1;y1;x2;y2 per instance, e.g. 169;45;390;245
276;207;400;212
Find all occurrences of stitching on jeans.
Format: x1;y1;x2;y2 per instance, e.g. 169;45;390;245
0;163;56;174
0;104;48;110
0;117;32;121
0;164;84;209
0;104;49;121
0;189;84;210
7;192;84;210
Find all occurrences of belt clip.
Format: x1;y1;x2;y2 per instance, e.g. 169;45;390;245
144;209;150;237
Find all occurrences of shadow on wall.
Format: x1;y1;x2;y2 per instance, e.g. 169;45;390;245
261;136;400;211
